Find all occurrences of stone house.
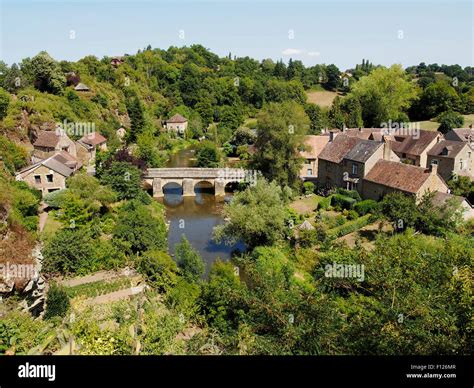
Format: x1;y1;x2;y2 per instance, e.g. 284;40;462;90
32;129;77;162
444;126;474;143
299;134;330;181
76;132;108;165
389;130;441;167
427;140;473;182
362;161;449;201
317;134;399;193
16;153;77;195
430;191;474;221
165;114;188;135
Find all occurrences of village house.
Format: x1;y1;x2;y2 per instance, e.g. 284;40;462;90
362;160;448;201
298;134;330;181
430;191;474;221
76;132;108;165
317;133;399;193
15;153;78;195
426;140;473;182
32;129;77;162
388;129;441;167
165;114;188;135
444;126;474;142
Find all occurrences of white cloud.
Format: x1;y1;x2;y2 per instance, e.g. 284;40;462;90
282;48;302;56
308;51;320;57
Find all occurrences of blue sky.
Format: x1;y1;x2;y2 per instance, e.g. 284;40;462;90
1;0;472;70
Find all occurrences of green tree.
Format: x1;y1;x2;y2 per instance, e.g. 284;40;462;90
113;200;167;254
44;283;70;320
214;179;287;249
175;235;205;282
196;141;221;167
348;65;417;126
100;161;141;200
42;228;95;274
436;110;464;134
412;80;461;119
379;192;419;231
0;87;10;119
138;250;178;293
252;101;309;189
27;51;66;94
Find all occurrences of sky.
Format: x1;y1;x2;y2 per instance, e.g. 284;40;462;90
0;0;472;70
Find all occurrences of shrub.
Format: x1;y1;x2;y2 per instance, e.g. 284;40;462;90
303;182;315;195
44;283;70;320
331;194;356;210
137;250;178;293
336;188;361;201
347;210;359;220
354;199;379;216
317;195;332;210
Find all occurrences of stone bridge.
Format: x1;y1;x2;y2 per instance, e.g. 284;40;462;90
143;168;253;197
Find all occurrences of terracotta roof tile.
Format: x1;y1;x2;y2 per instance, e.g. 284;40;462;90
318;134;360;163
33;130;60;148
79;132;107;146
299;135;330;159
427;140;467;158
363;160;432;194
167;114;187;123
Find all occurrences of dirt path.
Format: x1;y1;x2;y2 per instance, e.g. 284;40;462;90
38;211;49;232
60;268;136;288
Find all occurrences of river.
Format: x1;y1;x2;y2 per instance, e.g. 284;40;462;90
157;146;244;275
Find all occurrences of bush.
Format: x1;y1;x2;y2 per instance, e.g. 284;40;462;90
336;188;361;201
331;194;357;210
317;196;332;210
137;250;178;293
303;182;315;195
347;210;359;220
44;283;70;320
354;199;379;216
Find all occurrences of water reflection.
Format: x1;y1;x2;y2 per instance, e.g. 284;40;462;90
157;184;245;275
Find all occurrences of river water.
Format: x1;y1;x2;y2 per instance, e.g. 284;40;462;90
157;147;244;274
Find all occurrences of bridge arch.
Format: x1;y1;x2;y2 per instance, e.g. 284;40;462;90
162;181;183;195
194;180;215;194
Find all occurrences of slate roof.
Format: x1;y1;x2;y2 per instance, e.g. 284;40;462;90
344;139;382;163
427;140;467;158
167;114;188;123
43;154;75;177
363;160;432;194
445;128;474;142
344;128;383;140
430;191;467;207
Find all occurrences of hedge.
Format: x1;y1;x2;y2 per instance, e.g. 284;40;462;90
327;214;372;238
331;194;357;210
318;195;332;210
336;188;362;201
353;199;379;216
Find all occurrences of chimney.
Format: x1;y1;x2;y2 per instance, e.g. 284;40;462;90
430;161;438;175
329;130;335;142
382;135;392;161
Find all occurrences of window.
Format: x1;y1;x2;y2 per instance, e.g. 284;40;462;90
352;163;358;175
46;174;54;183
431;159;438;165
307;168;313;176
34;175;41;184
460;159;464;170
